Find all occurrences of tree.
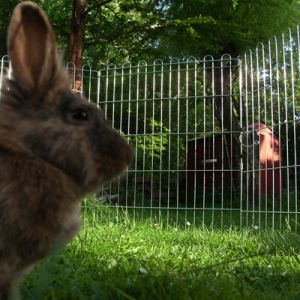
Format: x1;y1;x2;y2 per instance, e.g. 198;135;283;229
150;0;300;58
68;0;122;90
2;0;300;62
68;0;87;90
140;0;300;175
41;0;159;87
144;0;300;131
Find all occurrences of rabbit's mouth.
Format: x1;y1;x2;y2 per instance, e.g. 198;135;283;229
81;153;132;192
81;170;117;193
98;160;130;185
93;140;133;184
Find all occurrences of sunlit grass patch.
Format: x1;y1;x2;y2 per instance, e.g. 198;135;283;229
22;198;300;300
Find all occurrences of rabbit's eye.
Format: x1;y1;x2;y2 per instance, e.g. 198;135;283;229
71;108;90;122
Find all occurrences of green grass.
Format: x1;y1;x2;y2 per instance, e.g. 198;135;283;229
21;199;300;300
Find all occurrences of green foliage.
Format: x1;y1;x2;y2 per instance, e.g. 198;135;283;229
0;0;19;57
133;118;170;160
2;0;299;62
35;0;73;49
153;0;300;58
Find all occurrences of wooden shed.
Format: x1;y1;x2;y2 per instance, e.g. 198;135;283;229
247;122;285;196
186;133;240;189
187;123;285;197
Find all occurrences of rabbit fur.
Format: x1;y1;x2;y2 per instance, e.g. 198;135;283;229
0;1;133;299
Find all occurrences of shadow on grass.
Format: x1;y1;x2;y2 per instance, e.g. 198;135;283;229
22;245;300;300
20;196;300;299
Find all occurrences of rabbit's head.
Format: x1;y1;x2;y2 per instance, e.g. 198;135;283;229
0;1;133;194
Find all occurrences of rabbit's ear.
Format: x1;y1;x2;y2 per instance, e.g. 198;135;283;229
7;2;58;93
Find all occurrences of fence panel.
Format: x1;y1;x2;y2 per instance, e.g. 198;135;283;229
240;28;300;231
1;27;299;230
76;56;243;228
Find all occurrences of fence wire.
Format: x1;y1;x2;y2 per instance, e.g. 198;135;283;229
1;27;300;231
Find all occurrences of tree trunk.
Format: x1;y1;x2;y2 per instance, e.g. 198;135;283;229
69;0;87;91
212;61;241;197
214;69;240;133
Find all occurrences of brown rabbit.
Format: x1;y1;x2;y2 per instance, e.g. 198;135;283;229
0;1;133;299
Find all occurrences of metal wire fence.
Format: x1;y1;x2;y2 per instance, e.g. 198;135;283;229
1;26;299;231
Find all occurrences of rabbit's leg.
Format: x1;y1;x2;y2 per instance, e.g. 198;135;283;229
0;262;33;300
9;265;34;300
0;283;21;300
0;261;15;300
0;278;12;300
9;287;20;300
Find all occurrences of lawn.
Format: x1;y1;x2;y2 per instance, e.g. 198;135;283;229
21;197;300;300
